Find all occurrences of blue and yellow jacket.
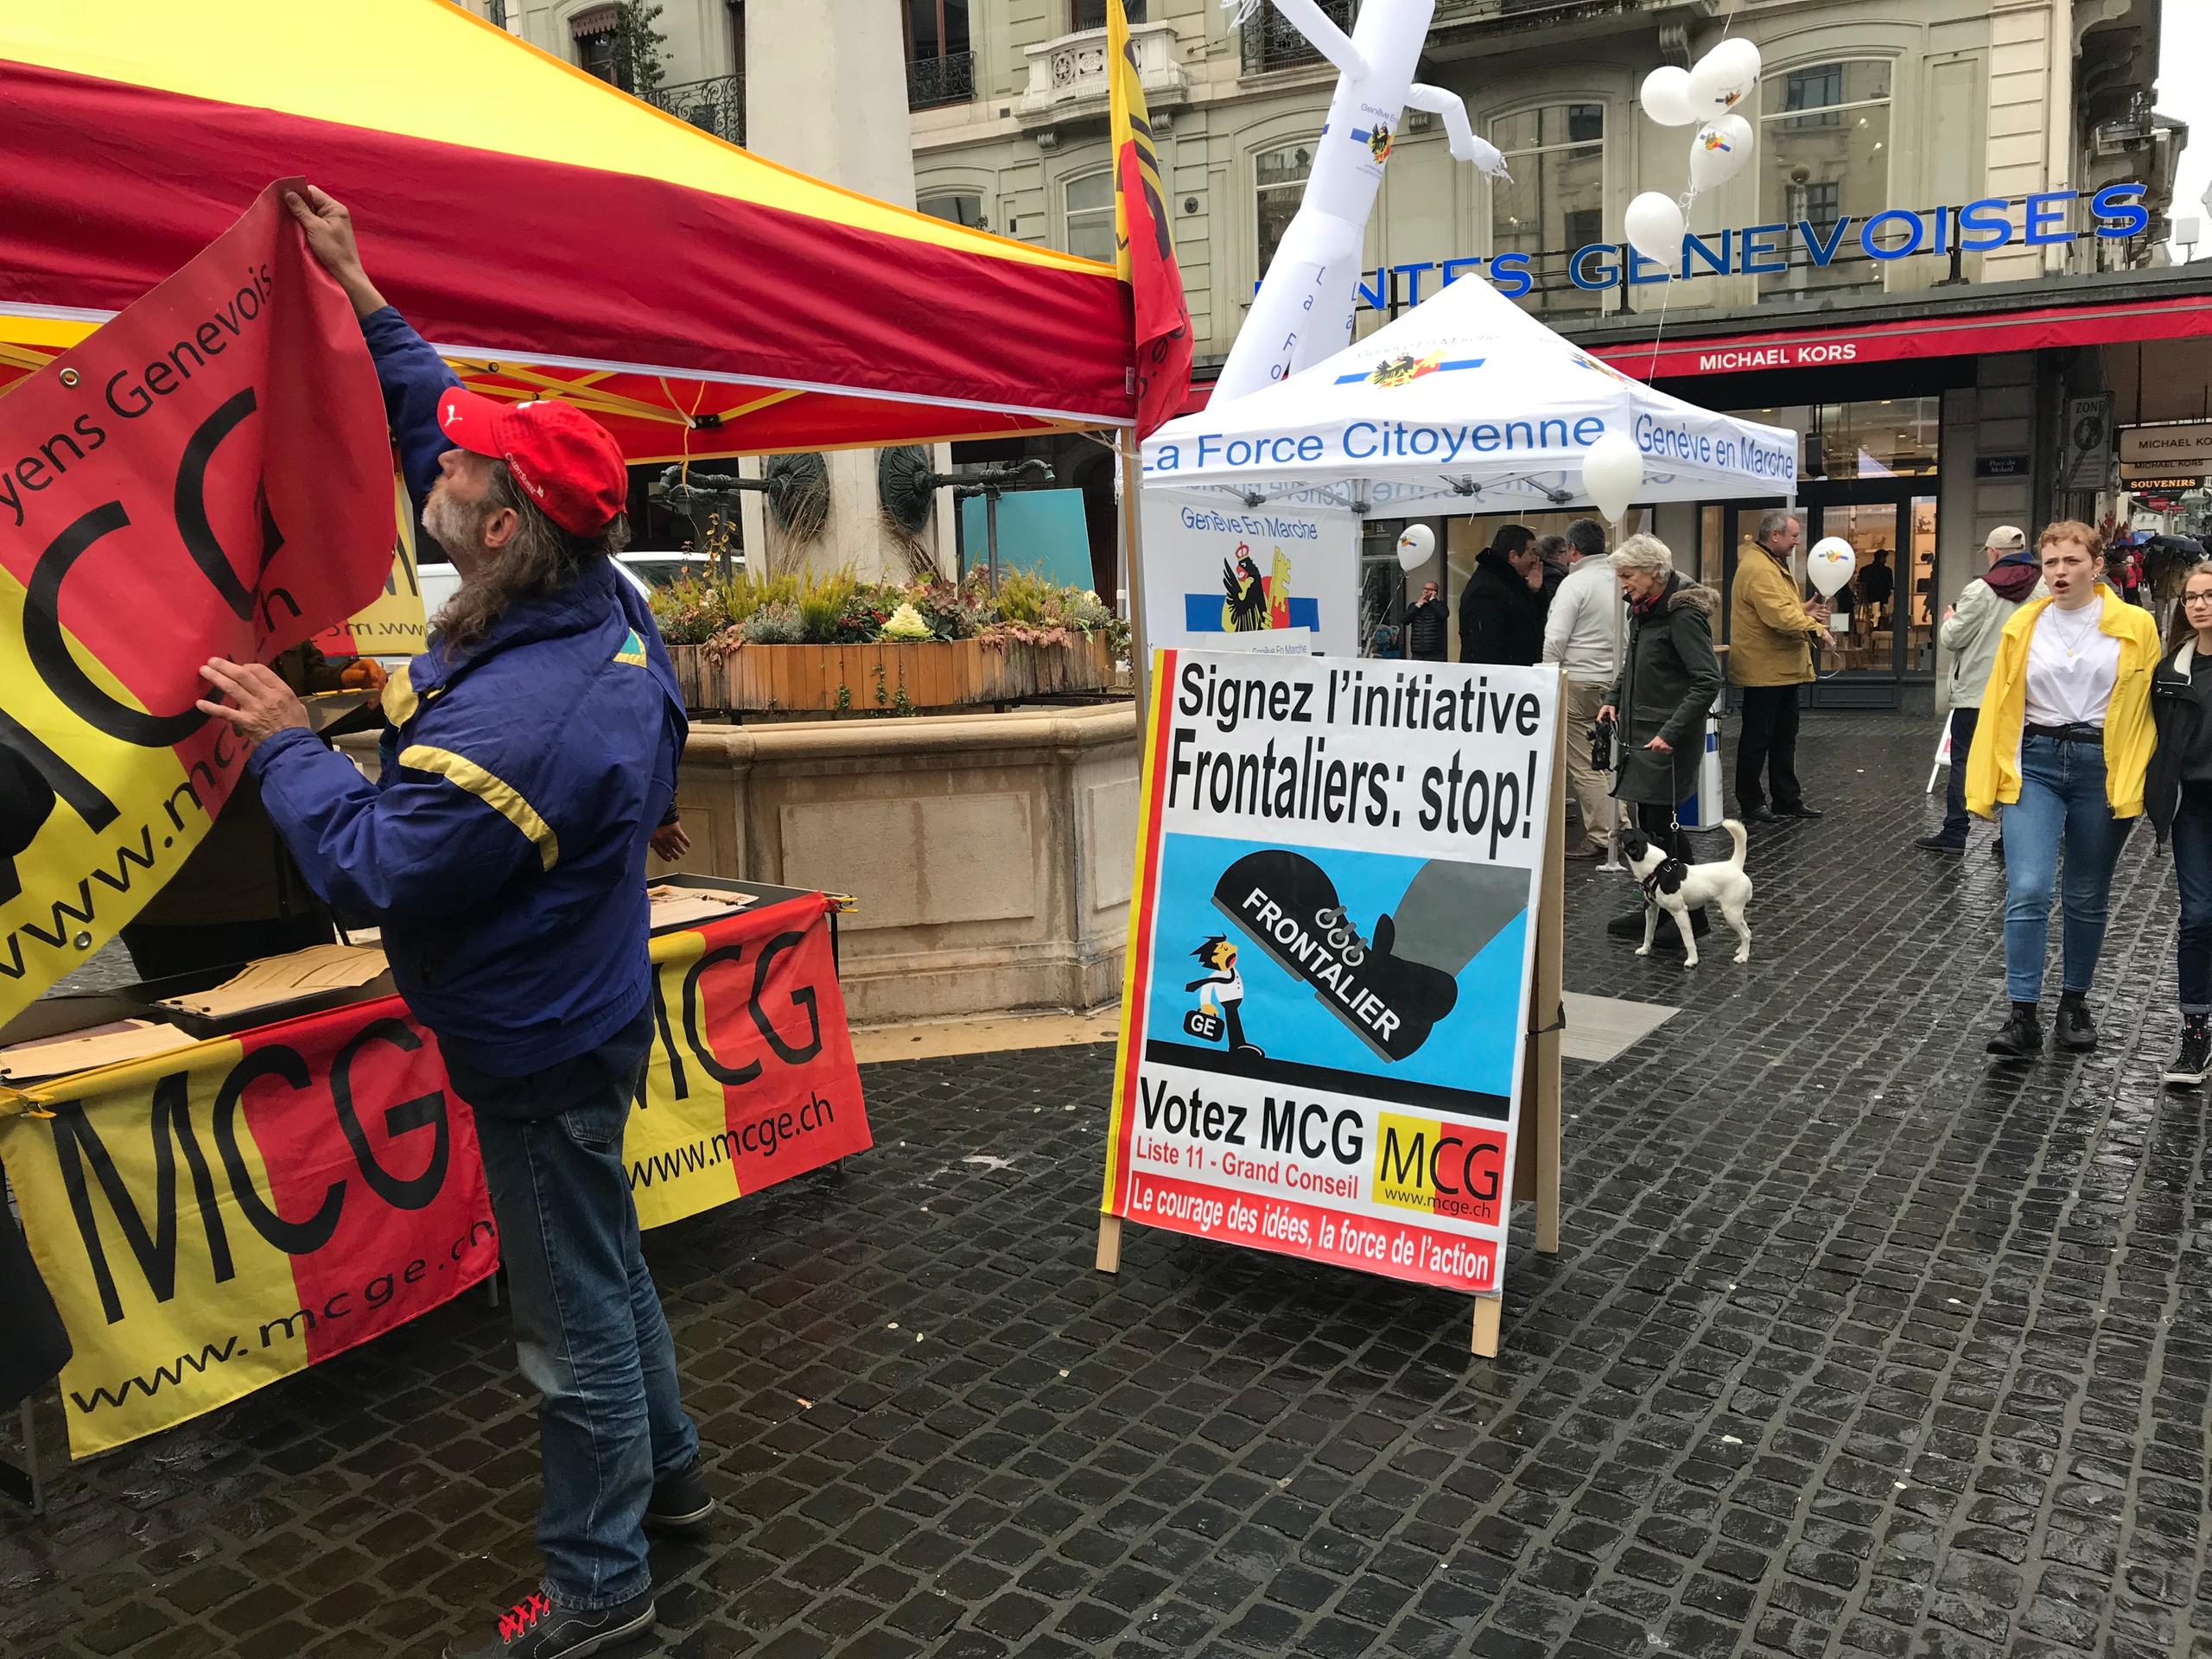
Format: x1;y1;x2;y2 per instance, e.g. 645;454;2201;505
249;308;687;1076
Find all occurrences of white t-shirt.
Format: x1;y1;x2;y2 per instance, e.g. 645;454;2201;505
2022;602;2120;728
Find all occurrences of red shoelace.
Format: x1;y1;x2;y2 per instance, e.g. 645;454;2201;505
498;1592;552;1643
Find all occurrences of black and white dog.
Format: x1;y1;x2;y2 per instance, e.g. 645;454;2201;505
1619;820;1753;969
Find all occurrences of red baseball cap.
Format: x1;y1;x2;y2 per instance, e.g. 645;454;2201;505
435;386;628;536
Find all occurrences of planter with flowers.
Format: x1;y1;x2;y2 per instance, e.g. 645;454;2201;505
649;569;1128;717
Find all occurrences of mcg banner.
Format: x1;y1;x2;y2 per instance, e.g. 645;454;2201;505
0;180;394;1026
1103;648;1556;1299
0;893;868;1458
313;476;429;660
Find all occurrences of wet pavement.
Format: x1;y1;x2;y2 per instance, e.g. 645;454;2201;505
3;710;2209;1659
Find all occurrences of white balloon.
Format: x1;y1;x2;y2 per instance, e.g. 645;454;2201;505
1580;434;1644;524
1396;524;1436;573
1688;38;1761;117
1807;536;1857;598
1688;113;1755;194
1640;66;1698;128
1623;191;1686;266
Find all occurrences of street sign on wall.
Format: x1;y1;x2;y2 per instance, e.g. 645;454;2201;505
2062;394;2114;491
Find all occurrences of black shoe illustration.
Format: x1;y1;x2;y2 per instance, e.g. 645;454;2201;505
1211;850;1458;1063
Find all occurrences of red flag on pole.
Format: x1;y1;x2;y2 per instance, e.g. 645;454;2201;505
1109;0;1192;438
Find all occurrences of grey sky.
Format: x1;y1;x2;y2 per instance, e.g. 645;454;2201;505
2163;2;2209;257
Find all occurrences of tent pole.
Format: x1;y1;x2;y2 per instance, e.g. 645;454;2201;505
1120;427;1153;718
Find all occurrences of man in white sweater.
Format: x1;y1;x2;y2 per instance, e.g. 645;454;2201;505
1918;525;2040;853
1542;518;1621;857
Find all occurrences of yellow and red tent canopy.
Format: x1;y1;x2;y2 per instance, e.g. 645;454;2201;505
0;0;1136;460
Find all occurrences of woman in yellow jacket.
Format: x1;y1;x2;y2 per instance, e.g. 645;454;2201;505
1966;521;2160;1058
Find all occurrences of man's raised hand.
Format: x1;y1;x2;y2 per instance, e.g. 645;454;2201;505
283;184;386;318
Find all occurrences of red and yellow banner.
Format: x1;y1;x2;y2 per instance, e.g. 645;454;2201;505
312;476;429;660
0;893;868;1457
0;180;393;1024
1108;0;1192;438
626;893;869;1230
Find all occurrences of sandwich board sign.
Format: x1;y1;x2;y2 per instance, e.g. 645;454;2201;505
1097;649;1565;1354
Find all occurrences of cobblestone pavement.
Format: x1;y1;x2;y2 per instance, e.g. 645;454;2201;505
3;711;2209;1659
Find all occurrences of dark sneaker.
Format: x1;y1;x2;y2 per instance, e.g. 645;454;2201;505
1914;833;1966;854
1739;804;1777;824
1776;802;1825;819
445;1589;655;1659
2055;999;2098;1052
2164;1020;2212;1086
1986;1007;2042;1058
645;1460;715;1532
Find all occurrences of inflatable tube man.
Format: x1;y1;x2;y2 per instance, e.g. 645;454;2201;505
1214;0;1511;404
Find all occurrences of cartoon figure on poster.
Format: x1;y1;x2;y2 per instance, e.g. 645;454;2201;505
1212;0;1512;404
1184;936;1260;1054
1148;839;1527;1087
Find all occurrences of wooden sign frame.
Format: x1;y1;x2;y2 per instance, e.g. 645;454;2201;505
1096;668;1568;1361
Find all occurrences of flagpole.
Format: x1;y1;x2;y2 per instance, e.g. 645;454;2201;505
1120;424;1152;719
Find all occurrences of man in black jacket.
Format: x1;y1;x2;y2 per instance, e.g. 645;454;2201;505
1458;524;1546;664
1406;579;1448;661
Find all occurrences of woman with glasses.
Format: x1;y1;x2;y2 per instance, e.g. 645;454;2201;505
2146;560;2212;1084
1966;522;2161;1059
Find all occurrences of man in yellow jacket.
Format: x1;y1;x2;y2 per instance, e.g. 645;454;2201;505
1728;511;1831;823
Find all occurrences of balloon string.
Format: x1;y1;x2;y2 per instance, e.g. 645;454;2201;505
1641;191;1691;384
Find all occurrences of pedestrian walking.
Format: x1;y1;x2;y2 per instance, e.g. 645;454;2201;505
1919;525;2039;854
1598;534;1723;942
1967;521;2160;1059
207;186;707;1659
1543;518;1621;858
2145;559;2212;1085
1727;510;1832;822
1458;523;1546;665
1405;577;1449;662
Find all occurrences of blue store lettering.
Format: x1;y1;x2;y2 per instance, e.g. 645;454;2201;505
1255;183;2152;308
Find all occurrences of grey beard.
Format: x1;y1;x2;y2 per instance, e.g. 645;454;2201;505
423;489;480;563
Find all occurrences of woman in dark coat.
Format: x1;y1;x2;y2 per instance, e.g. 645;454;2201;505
1599;534;1724;938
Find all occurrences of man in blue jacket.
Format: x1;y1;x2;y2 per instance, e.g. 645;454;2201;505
196;186;701;1659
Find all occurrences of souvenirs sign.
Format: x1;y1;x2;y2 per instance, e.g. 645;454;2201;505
1101;649;1560;1327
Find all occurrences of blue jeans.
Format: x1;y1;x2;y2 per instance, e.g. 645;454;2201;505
2000;734;2131;1004
2172;786;2212;1013
465;1024;699;1611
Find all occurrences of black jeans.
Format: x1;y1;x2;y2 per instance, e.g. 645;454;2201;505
1939;705;1980;842
1735;684;1803;812
1635;802;1692;862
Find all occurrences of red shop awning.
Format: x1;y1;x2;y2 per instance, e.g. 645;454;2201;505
1585;293;2212;380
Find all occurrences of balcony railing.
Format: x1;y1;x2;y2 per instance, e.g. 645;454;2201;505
1241;0;1353;75
908;50;976;110
1433;0;1685;24
648;73;745;147
1017;22;1188;130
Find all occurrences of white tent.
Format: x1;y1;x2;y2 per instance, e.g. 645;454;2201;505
1144;270;1798;511
1134;272;1797;657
